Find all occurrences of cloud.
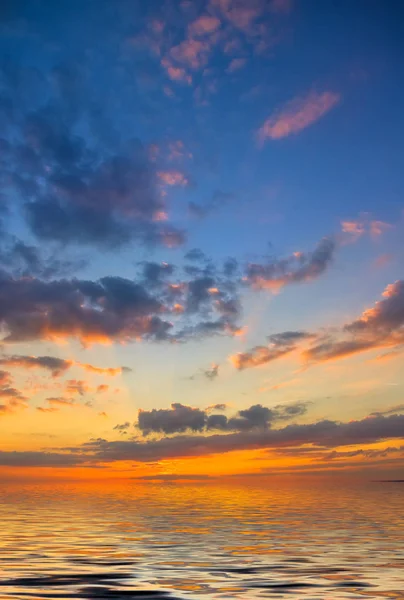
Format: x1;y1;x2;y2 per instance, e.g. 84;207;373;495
258;91;340;142
78;364;131;377
138;403;207;435
2;409;403;467
206;403;228;411
3;101;185;250
0;370;11;386
245;237;335;292
0;355;72;377
211;0;266;33
77;413;404;464
0;370;27;414
0;237;87;279
203;363;220;380
184;248;207;262
96;384;109;394
0;385;27;414
113;421;132;432
0;259;245;345
304;280;404;363
226;58;247;73
369;404;404;418
0;273;168;345
0;354;131;380
230;330;313;370
136;401;307;435
341;216;393;243
157;170;188;186
141;261;176;287
0;451;87;467
46;397;75;407
188;15;221;37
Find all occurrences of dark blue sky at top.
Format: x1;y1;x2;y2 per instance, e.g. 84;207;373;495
1;0;403;259
0;0;403;347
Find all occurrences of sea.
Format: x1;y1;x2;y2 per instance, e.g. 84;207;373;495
0;479;403;599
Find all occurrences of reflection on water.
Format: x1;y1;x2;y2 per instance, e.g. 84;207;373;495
0;480;403;599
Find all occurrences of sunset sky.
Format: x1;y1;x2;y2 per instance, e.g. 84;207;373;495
0;0;403;481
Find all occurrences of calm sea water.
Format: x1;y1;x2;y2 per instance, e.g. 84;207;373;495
0;480;403;599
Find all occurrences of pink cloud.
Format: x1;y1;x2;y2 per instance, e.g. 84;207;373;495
169;38;214;71
258;91;340;142
226;57;247;73
157;170;188;186
188;15;221;36
373;254;393;269
269;0;293;14
341;217;393;243
370;220;394;239
161;60;192;84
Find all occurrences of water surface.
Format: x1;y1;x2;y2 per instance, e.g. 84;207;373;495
0;480;403;599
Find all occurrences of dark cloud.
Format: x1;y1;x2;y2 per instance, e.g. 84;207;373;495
0;355;71;377
0;73;186;250
245;237;335;291
0;237;87;279
273;401;309;420
1;410;402;466
227;404;274;430
369;404;404;418
78;413;404;464
203;363;219;380
231;330;313;370
138;403;207;435
136;401;307;435
206;403;228;411
114;422;132;433
184;248;207;261
206;413;228;430
0;451;86;467
186;276;216;312
0;261;245;345
0;272;168;344
141;261;175;287
223;258;239;278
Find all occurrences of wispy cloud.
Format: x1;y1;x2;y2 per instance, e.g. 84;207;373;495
258;91;340;142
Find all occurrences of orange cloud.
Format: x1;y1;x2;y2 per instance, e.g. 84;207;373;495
230;345;294;370
258;91;340;142
65;380;92;396
303;280;404;364
78;363;126;377
96;384;109;394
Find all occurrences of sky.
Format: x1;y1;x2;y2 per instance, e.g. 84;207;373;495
0;0;403;481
